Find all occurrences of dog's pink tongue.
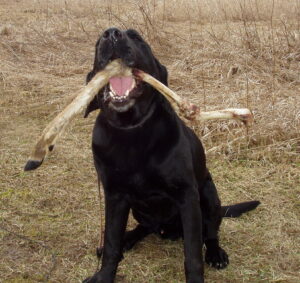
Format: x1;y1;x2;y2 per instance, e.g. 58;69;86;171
109;76;134;96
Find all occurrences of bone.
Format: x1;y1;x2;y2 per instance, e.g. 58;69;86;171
25;60;253;171
134;70;253;124
24;59;132;171
197;108;253;125
133;69;199;120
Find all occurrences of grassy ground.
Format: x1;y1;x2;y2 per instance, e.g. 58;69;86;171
0;0;299;282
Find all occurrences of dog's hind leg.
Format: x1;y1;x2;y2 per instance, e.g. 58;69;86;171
123;224;150;251
200;173;229;269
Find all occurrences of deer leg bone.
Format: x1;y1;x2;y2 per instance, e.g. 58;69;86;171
24;60;253;171
134;69;253;125
134;69;199;120
197;108;253;125
24;59;132;171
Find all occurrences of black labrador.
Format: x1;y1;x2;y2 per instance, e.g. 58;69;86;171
83;28;260;283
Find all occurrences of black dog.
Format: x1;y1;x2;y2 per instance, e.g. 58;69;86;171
83;28;260;283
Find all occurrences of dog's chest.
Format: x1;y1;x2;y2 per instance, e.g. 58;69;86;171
105;167;171;195
93;116;186;200
127;172;180;227
93;131;179;188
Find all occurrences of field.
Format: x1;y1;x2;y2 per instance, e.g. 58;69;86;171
0;0;299;282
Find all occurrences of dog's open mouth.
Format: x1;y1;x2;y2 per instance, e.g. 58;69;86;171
109;76;136;102
106;75;142;112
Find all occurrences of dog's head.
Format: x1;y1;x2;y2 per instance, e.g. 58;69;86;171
85;28;168;125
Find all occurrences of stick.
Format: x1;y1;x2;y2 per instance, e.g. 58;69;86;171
24;59;132;171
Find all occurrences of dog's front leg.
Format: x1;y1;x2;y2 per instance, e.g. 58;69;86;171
84;191;130;283
180;189;205;283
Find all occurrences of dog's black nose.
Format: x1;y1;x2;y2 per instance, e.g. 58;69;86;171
102;28;123;42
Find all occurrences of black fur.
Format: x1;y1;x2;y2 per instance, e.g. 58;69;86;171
83;28;260;283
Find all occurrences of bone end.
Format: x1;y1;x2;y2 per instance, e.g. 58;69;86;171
133;69;144;78
24;159;44;171
180;99;199;120
232;109;254;126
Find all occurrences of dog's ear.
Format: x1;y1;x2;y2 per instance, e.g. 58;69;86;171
155;58;168;86
84;97;99;118
91;38;102;73
84;39;101;118
84;70;101;118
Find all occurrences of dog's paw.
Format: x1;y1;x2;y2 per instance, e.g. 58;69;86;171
205;247;229;269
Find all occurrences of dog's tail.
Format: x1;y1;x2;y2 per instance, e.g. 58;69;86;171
221;201;260;218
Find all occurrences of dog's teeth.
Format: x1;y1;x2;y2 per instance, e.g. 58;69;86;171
109;91;118;100
109;88;131;103
109;85;116;95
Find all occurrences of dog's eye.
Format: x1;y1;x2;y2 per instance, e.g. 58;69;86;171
128;32;143;42
133;35;142;41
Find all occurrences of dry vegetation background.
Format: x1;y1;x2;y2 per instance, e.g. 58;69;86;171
0;0;299;282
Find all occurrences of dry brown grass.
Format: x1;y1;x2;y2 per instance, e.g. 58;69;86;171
1;0;299;282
